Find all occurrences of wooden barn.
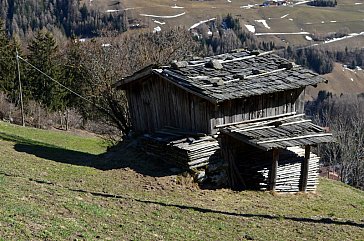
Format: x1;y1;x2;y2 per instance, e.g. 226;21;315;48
115;50;335;192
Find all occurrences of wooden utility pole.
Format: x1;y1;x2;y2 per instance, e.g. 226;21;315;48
16;48;25;127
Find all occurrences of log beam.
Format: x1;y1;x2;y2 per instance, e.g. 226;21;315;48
270;148;279;191
300;145;311;192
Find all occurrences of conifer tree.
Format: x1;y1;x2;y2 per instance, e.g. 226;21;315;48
27;30;64;111
0;19;16;95
61;38;90;113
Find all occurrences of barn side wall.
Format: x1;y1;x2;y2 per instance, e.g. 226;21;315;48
210;88;305;133
125;75;215;133
125;74;305;134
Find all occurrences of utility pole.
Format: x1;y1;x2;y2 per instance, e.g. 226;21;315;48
16;48;25;127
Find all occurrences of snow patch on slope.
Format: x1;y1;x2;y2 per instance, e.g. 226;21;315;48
245;25;256;33
153;26;162;33
255;20;271;29
189;18;216;30
153;20;166;25
324;32;364;44
106;10;120;13
171;5;184;9
255;32;310;36
140;12;186;19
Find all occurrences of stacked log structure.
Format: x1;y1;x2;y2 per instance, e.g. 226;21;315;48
140;127;227;185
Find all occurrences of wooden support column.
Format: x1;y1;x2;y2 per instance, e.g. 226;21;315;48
300;145;311;192
270;148;279;191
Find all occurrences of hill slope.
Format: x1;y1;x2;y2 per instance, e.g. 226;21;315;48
306;62;364;99
0;121;363;240
90;0;364;46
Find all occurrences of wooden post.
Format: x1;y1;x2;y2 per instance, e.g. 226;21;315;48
300;145;311;192
16;48;25;127
270;148;279;191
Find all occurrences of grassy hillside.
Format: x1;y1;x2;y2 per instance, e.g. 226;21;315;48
0;121;364;240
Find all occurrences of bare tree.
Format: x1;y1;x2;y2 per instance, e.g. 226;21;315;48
314;95;364;189
77;28;199;136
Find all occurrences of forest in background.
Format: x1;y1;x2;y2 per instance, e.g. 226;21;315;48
0;0;127;39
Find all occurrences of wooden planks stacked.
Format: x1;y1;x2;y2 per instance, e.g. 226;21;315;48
219;133;321;192
257;147;320;192
141;128;222;170
288;146;320;192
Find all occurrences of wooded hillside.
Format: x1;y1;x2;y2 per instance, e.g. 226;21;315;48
0;0;127;38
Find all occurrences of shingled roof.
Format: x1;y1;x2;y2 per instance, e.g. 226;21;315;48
116;50;327;103
221;114;335;151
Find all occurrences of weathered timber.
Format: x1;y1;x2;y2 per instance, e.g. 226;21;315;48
220;131;321;192
270;148;279;191
300;145;311;192
141;128;224;171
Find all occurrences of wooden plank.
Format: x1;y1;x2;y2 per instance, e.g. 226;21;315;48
300;145;310;192
270;148;279;191
215;112;298;128
257;133;333;145
237;119;311;132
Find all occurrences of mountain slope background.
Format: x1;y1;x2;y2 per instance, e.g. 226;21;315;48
89;0;364;95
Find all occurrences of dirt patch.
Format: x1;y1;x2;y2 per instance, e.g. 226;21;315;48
94;138;197;192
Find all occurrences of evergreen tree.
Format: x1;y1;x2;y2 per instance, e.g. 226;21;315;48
61;38;90;113
27;30;64;111
0;19;16;97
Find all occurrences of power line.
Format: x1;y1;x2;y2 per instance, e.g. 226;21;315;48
16;54;110;114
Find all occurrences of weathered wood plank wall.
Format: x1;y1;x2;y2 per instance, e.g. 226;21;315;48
210;88;305;133
126;75;305;134
126;75;215;133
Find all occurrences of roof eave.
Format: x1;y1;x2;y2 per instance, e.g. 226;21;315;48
153;70;219;104
113;64;157;90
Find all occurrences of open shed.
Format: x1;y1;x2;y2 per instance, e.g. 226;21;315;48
220;114;335;192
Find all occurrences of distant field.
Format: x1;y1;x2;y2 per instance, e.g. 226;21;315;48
87;0;364;48
0;121;364;240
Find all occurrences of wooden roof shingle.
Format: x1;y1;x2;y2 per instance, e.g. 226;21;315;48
116;50;327;103
221;114;335;150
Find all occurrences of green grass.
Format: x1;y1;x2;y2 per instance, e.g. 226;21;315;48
0;122;106;154
0;121;364;240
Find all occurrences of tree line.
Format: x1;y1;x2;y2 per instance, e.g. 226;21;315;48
280;45;364;74
0;0;127;38
308;0;337;7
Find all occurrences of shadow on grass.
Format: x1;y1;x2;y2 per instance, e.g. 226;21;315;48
0;132;178;177
67;187;364;228
2;169;361;229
